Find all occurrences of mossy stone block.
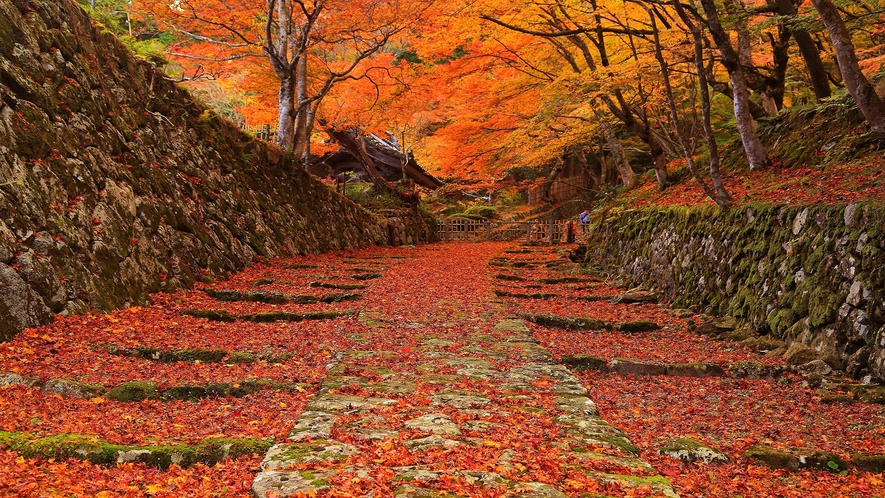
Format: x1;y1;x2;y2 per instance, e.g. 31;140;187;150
618;320;660;333
852;453;885;473
560;354;608;371
182;309;236;322
106;381;160;402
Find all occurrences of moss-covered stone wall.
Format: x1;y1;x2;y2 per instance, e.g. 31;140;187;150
588;203;885;381
0;0;435;340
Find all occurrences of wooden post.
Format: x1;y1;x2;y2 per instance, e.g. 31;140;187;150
485;220;491;240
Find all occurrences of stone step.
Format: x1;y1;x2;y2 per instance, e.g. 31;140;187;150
250;319;678;497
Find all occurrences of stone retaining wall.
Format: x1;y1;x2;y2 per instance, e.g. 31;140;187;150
0;0;435;340
588;203;885;381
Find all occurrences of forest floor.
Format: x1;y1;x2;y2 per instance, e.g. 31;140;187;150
0;242;884;497
623;153;885;208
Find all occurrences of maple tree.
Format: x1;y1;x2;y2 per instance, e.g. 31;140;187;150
133;0;434;161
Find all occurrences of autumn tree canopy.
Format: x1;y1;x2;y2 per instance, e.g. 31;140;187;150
119;0;885;192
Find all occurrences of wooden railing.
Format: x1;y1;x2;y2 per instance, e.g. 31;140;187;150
526;175;591;205
241;124;278;141
437;218;588;245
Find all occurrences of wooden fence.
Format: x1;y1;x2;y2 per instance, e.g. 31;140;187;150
437;218;588;245
241;124;278;141
526;175;591;205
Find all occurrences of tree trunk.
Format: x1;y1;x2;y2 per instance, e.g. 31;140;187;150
652;5;730;208
811;0;885;134
602;91;670;187
699;0;769;170
672;0;731;204
540;166;563;201
793;29;832;100
276;75;296;150
593;108;635;188
604;120;636;189
768;0;831;100
292;56;309;160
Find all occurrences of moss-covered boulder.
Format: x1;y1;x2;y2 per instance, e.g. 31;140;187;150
560;354;608;372
41;378;105;398
666;363;725;378
182;309;236;322
0;431;270;468
519;313;612;331
320;292;361;303
742;445;848;472
106;381;159;402
494;274;527;282
852;453;885;473
494;290;559;300
659;437;728;464
607;359;667;376
308;281;365;290
617;320;661;333
351;273;382;280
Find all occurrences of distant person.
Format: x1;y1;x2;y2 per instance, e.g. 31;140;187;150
579;209;591;232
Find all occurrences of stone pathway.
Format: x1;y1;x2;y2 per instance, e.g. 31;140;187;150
250;246;678;497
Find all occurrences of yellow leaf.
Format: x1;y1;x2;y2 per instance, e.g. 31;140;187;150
279;402;287;408
482;440;501;448
90;397;105;404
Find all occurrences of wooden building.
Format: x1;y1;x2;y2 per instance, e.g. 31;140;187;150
309;132;443;190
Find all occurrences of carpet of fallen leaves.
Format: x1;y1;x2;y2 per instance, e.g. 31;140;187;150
626;155;885;207
496;246;885;497
1;241;884;496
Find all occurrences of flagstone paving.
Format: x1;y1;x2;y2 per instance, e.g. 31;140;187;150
250;243;679;497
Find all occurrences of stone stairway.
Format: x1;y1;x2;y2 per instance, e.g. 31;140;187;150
252;319;678;497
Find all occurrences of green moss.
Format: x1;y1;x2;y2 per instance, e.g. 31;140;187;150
537;277;582;284
807;288;840;327
319;292;361;303
106;381;159;402
766;309;799;337
242;311;304;322
596;435;640;455
289;294;321;304
182;309;236;322
618;320;660;333
307;281;365;290
659;437;704;453
494;274;527;282
226;351;256;364
494;290;559;299
164;384;222;400
743;445;796;470
560;354;608;371
351;273;382;281
599;473;673;487
175;349;228;363
303;310;353;320
519;313;612;331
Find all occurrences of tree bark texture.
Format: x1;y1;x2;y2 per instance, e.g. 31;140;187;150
811;0;885;134
699;0;770;170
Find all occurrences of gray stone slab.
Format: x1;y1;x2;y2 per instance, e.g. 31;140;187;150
288;411;337;442
404;413;461;436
